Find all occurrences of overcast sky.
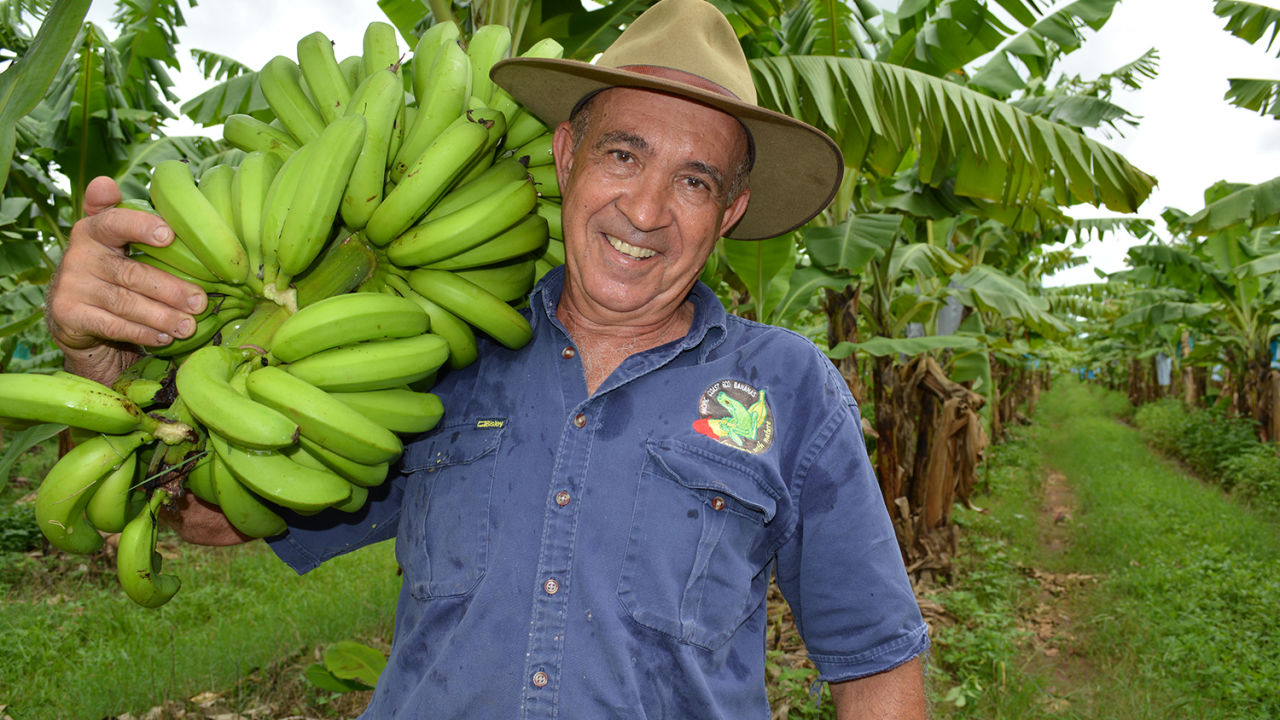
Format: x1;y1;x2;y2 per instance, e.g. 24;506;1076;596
85;0;1280;286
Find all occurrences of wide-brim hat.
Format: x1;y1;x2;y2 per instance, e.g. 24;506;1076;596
491;0;844;241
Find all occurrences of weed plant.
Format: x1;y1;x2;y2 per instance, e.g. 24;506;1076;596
1134;398;1280;508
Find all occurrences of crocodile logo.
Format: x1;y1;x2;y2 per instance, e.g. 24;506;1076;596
692;380;774;454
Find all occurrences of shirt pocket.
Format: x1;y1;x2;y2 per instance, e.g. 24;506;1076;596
396;419;505;599
617;438;779;651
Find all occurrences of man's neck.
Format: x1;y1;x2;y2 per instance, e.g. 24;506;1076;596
556;294;695;395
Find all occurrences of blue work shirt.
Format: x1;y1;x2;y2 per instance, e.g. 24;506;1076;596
271;266;928;718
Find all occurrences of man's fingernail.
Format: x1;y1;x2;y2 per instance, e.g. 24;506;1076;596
188;294;205;312
152;226;174;245
176;319;193;337
157;333;172;345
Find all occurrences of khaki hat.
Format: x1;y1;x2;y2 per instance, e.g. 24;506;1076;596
491;0;844;240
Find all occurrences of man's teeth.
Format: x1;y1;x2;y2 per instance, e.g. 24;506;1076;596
606;235;656;259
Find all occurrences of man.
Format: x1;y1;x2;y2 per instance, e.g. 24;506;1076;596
46;0;930;716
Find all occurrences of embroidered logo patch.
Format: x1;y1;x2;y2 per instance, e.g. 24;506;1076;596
692;380;774;454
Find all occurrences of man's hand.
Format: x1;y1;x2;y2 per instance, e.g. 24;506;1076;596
47;176;209;383
830;656;928;720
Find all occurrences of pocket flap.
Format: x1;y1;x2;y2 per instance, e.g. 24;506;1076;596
645;439;778;524
402;420;505;472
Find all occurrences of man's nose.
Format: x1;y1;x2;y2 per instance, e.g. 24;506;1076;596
615;172;671;232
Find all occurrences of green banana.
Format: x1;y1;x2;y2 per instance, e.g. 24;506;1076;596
422;157;530;223
259;55;327;145
466;24;511;107
340;67;405;230
258;138;316;292
209;432;352;513
223;114;299;161
361;21;401;78
453;257;537;303
491;37;564;125
84;448;144;534
131;252;252;303
231;150;284;285
503;106;550;149
329;387;444;434
536;198;564;240
245;365;403;465
130;236;222;286
339;54;363;91
541;236;566;266
274;114;366;287
269;292;429;363
296;435;389;488
284;332;450;392
175;345;299;450
35;431;151;554
209;450;287;538
425;213;548;270
411;22;462;101
116;488;181;608
385;275;478;370
387;176;537;267
297;31;351;124
149;159;250;285
282;444;367;513
455;106;507;185
510;132;554;168
408;268;533;349
0;373;173;437
198;163;238;230
184;450;220;505
366;112;491;246
151;296;254;358
393;39;470;184
528;163;561;199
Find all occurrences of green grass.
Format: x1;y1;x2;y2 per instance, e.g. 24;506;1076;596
0;537;400;719
1034;379;1280;719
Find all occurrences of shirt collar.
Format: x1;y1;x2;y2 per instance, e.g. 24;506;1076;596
530;265;728;363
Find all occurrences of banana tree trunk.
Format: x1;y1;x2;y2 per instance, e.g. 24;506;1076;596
873;355;903;511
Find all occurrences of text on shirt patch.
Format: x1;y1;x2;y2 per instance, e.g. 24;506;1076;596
692;380;774;454
475;418;505;429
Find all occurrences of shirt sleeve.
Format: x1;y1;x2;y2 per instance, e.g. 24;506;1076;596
266;470;406;574
773;394;930;682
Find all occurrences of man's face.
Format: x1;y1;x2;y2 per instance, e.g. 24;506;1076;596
551;83;751;327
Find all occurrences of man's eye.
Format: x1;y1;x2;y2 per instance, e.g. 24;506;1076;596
610;150;632;163
684;177;708;191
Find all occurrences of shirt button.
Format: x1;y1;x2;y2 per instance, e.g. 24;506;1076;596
711;496;726;511
555;491;571;507
532;671;549;688
544;578;560;595
562;346;576;359
573;413;586;428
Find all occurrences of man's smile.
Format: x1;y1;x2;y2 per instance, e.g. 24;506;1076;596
605;233;657;259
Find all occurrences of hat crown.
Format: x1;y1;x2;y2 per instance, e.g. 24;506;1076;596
597;0;757;104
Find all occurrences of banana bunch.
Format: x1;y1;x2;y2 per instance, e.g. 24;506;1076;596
2;20;571;608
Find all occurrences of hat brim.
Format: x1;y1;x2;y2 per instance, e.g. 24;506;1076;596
492;57;844;241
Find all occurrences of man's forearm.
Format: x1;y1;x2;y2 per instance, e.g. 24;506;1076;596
829;656;928;720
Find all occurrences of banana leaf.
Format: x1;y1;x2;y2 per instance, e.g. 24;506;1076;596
721;234;795;321
750;54;1155;215
0;0;92;194
827;333;981;359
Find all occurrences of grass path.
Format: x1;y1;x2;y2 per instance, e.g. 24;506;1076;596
931;378;1280;718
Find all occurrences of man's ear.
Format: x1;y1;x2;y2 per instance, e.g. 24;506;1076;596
552;121;576;195
719;187;751;236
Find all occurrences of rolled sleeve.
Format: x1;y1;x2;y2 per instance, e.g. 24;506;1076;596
266;472;405;574
774;398;930;682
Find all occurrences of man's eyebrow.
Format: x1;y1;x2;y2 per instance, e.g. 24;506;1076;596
595;130;650;154
685;160;726;195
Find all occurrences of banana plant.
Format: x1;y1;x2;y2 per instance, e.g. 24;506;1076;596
1215;0;1280;118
